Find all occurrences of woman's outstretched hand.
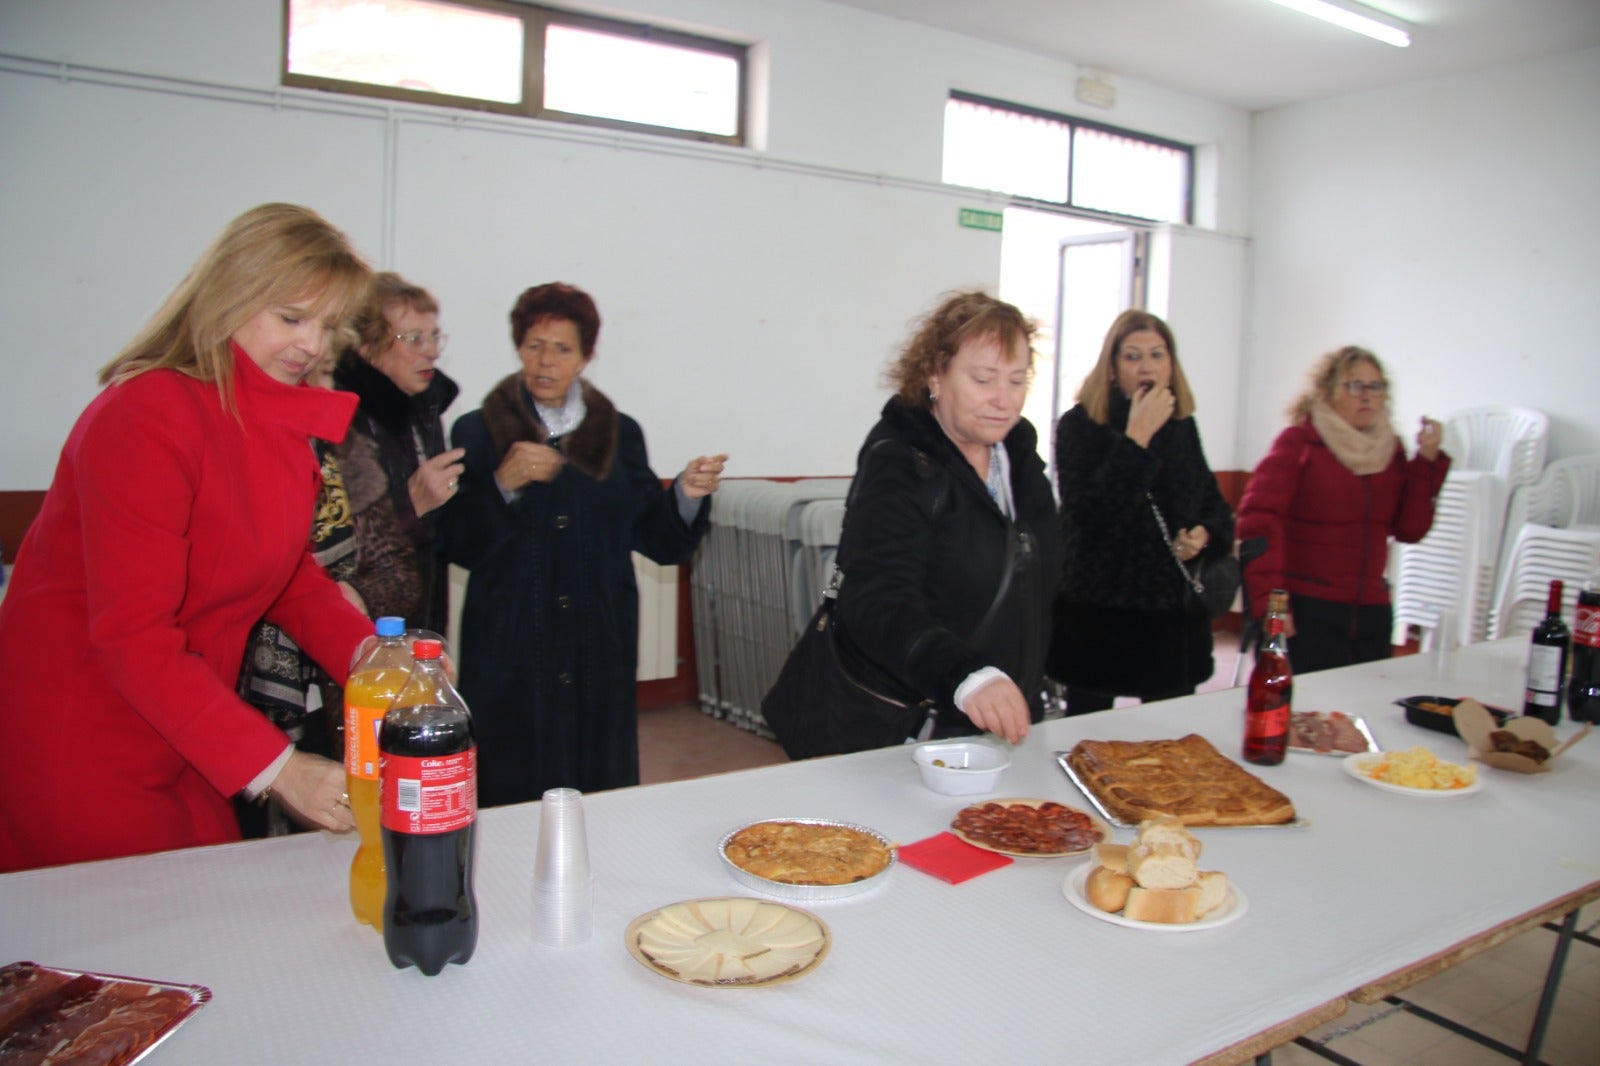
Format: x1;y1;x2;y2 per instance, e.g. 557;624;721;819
960;677;1031;745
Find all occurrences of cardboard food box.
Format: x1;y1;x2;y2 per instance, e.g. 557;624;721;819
1453;699;1590;774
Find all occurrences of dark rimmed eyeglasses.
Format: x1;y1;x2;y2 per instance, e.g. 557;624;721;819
395;330;448;353
1342;379;1387;397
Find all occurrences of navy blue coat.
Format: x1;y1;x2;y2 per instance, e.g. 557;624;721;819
442;377;707;807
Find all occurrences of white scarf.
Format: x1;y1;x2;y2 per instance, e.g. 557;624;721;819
534;379;587;439
1309;397;1398;476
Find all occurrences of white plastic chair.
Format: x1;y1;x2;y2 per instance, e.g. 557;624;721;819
1441;406;1549;488
1488;525;1600;639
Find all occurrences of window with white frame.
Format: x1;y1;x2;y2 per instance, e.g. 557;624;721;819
284;0;747;145
943;92;1192;224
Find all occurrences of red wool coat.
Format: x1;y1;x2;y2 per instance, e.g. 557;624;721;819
1236;421;1450;619
0;349;374;872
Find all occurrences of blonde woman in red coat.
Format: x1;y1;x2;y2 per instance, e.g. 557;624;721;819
0;204;377;872
1237;346;1448;674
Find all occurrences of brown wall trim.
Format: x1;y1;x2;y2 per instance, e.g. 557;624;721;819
0;491;46;565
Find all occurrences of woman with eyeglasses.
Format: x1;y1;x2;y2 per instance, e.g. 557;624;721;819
333;272;464;632
1236;345;1448;673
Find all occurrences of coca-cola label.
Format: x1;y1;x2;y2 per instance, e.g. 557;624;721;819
381;749;477;834
1574;603;1600;650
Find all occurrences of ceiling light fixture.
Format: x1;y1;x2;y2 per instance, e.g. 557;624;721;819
1262;0;1412;48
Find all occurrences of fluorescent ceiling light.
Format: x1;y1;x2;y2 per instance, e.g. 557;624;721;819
1263;0;1412;48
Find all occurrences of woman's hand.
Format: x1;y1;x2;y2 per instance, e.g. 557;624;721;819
1125;384;1176;448
494;441;565;493
1172;525;1210;562
409;447;467;516
1416;417;1443;462
680;453;730;500
268;751;355;833
960;677;1031;745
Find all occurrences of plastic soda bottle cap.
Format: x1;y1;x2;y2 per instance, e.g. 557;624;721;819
376;616;405;637
412;638;443;660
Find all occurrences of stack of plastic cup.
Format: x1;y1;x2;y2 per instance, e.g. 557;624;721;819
533;787;593;947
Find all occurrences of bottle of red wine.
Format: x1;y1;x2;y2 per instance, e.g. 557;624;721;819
1244;589;1292;765
1522;579;1570;725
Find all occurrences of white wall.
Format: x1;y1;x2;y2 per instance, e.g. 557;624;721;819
1246;46;1600;466
0;0;1251;489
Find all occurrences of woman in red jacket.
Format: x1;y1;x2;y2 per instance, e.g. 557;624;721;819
0;204;377;871
1237;346;1449;673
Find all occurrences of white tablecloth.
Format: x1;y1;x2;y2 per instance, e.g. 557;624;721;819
2;639;1596;1064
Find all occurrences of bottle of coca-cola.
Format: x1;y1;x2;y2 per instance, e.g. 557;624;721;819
1522;579;1570;726
1244;590;1292;766
380;639;478;975
1568;568;1600;724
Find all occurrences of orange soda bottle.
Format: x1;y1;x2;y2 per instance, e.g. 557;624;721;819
344;616;413;930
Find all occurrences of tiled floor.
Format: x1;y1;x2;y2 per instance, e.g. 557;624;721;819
635;631;1599;1065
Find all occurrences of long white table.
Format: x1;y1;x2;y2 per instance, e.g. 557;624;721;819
3;639;1596;1064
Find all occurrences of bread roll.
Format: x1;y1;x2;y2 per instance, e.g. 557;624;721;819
1134;815;1201;861
1123;885;1200;924
1194;871;1229;919
1085;864;1134;913
1094;843;1130;873
1126;841;1198;890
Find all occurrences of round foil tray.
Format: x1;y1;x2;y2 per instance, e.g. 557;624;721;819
718;818;896;902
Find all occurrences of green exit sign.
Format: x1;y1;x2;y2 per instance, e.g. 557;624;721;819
958;208;1003;232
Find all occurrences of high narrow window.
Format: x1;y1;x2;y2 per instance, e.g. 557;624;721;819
943;93;1192;224
284;0;748;145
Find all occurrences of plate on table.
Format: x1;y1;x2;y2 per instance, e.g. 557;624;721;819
1060;865;1247;932
1288;711;1379;756
1341;752;1483;797
625;898;830;988
0;960;210;1064
719;818;895;902
949;798;1110;858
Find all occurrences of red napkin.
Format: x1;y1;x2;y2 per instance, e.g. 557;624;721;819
897;832;1012;884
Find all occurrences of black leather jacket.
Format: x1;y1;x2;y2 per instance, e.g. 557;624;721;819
834;397;1062;733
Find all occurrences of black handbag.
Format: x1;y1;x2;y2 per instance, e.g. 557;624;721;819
761;524;1022;761
758;587;936;760
1148;494;1240;619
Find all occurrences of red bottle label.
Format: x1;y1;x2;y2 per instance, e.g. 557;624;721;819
1574;603;1600;650
381;749;477;834
1245;700;1289;740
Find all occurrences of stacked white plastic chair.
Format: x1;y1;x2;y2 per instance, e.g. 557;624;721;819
1391;406;1548;649
1488;454;1600;640
690;479;849;736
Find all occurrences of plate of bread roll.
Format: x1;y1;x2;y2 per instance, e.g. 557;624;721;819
1061;815;1245;931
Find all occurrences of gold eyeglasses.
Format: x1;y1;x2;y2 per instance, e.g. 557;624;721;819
395;330;448;352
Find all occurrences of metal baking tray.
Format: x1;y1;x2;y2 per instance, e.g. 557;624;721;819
718;818;896;902
1288;711;1380;757
0;960;210;1063
1053;752;1310;829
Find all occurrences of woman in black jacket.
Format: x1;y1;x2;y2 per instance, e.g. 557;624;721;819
1049;309;1233;714
444;283;727;807
333;272;463;632
833;291;1062;746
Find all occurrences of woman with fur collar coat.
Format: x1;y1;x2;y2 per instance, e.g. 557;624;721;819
443;283;726;807
1237;346;1447;673
1049;310;1234;714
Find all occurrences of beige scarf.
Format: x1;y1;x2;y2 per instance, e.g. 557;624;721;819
1309;397;1398;476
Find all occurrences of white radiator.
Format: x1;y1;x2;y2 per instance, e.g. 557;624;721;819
633;554;680;681
448;559;679;682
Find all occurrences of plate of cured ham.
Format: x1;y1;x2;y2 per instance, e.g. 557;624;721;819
1288;711;1379;756
949;798;1109;858
0;961;210;1065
